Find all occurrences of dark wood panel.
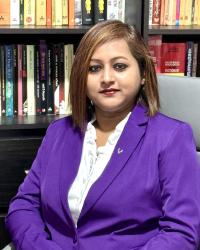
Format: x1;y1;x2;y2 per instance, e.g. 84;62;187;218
0;138;43;208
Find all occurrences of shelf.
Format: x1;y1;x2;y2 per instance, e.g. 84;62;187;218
0;115;66;130
0;25;91;34
148;25;200;35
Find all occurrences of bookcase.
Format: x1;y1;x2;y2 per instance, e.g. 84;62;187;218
0;1;147;248
146;0;200;77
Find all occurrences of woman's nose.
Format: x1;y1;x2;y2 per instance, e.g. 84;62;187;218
101;67;114;85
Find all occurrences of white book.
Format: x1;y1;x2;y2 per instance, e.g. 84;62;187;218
107;0;118;20
74;0;82;25
27;45;36;115
64;44;74;115
149;0;153;25
10;0;20;25
118;0;125;22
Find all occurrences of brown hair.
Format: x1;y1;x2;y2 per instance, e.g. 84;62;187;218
69;20;159;130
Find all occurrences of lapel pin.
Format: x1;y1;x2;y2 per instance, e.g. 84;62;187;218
117;148;123;154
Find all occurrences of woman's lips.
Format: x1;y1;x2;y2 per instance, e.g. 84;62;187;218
99;88;120;96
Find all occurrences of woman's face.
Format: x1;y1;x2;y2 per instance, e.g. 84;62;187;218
86;39;144;116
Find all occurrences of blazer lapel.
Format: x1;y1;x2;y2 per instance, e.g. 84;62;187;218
78;104;148;223
59;124;84;227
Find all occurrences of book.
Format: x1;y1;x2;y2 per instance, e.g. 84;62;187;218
46;44;54;114
22;44;28;115
82;0;94;25
94;0;107;23
39;40;47;114
149;0;153;25
10;0;20;25
13;45;18;115
107;0;118;20
148;35;162;73
68;0;75;25
35;44;42;115
17;44;23;116
161;42;186;76
5;45;14;117
52;44;60;114
24;0;35;25
58;43;65;114
64;44;74;114
152;0;161;25
62;0;68;25
19;0;24;25
46;0;52;26
36;0;46;25
185;41;194;77
74;0;82;25
0;0;10;25
192;43;198;77
52;0;62;25
160;0;165;25
27;45;36;115
0;46;6;116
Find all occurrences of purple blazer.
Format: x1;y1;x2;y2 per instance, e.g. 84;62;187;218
5;105;200;250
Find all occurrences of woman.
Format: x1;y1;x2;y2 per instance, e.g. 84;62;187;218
6;20;200;250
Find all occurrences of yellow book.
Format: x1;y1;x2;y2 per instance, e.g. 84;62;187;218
197;0;200;25
52;0;62;25
62;0;68;25
24;0;35;25
179;0;185;25
36;0;46;25
184;0;192;25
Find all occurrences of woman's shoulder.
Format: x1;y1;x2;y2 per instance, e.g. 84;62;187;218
149;111;193;137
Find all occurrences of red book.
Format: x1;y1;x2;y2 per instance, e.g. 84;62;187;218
148;35;162;73
161;43;186;76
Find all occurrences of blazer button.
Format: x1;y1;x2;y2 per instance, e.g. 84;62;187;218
73;235;77;244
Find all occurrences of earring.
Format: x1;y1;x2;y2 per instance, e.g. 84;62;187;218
141;78;145;85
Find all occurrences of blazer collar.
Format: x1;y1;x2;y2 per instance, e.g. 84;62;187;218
59;104;148;228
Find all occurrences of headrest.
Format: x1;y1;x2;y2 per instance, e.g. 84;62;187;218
157;74;200;150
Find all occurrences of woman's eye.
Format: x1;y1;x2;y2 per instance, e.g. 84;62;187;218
88;65;101;73
114;63;128;71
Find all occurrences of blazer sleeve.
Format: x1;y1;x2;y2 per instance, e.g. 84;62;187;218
5;123;62;250
141;123;200;250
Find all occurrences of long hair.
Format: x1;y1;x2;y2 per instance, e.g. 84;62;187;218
69;20;159;131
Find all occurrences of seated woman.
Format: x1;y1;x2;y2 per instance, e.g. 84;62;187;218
5;20;200;250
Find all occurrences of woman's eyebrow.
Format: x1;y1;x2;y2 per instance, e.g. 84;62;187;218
90;56;128;62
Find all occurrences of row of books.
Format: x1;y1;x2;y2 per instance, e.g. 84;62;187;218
149;0;200;26
0;0;125;26
148;35;200;77
0;41;74;117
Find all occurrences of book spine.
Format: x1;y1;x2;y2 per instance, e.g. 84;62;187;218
35;44;41;115
0;0;10;25
5;45;14;117
68;0;75;25
175;0;180;25
64;44;74;114
39;40;47;114
36;0;46;25
13;45;18;115
107;0;118;20
10;0;20;25
149;0;153;25
160;0;165;25
148;35;162;73
17;44;23;116
184;0;192;25
58;43;65;114
20;0;24;25
46;0;52;26
0;45;6;116
192;43;198;77
24;0;35;25
74;0;82;25
62;0;68;25
22;44;28;115
196;43;200;77
82;0;94;25
46;44;54;114
52;44;59;114
94;0;107;24
27;45;36;115
152;0;161;25
179;0;185;25
118;0;125;22
185;41;194;77
54;0;62;25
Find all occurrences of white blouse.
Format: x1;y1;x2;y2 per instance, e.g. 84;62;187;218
68;113;131;226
